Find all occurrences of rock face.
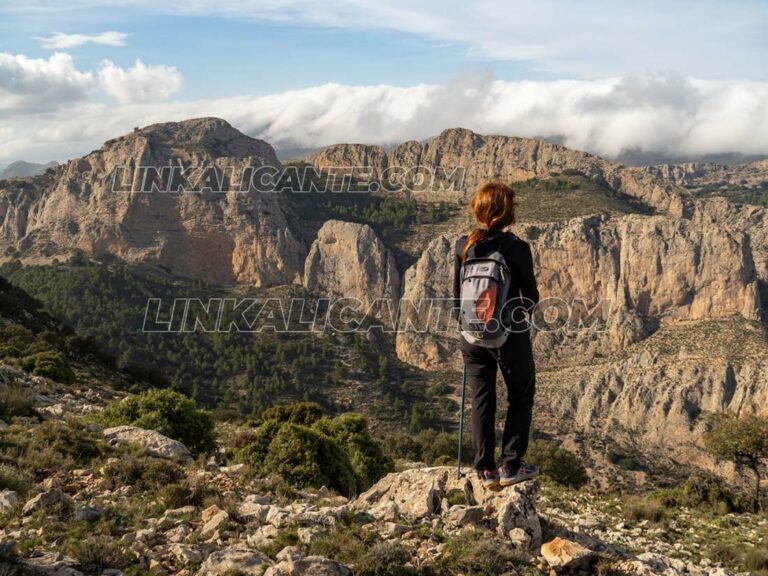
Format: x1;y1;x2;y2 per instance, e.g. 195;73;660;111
537;318;768;470
102;425;193;463
303;220;399;310
395;234;461;371
0;118;304;286
395;211;761;370
354;466;542;549
644;159;768;189
305;144;388;181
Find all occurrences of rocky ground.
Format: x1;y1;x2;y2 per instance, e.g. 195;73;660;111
0;363;755;576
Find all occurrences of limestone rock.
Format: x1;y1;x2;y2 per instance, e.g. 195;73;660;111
0;489;18;513
354;466;541;549
197;547;272;576
264;555;351;576
102;425;193;463
303;220;399;310
22;488;71;516
200;506;230;537
541;537;593;569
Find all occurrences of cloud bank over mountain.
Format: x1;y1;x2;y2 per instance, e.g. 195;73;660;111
1;66;766;165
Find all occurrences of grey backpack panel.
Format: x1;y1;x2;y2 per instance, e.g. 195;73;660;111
459;248;512;348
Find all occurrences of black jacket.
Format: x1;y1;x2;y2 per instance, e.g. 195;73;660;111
453;231;539;323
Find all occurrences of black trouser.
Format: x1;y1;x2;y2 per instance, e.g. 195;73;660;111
459;331;535;471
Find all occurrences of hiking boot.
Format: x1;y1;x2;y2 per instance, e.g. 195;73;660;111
477;468;501;490
498;462;540;487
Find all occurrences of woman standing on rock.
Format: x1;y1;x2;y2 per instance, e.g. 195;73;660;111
453;181;540;490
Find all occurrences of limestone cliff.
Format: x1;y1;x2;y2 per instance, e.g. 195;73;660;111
395;212;761;370
0;118;304;286
303;220;399;311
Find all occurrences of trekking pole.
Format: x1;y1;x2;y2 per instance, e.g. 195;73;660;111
456;362;467;479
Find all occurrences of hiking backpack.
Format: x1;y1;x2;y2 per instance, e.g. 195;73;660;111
458;239;513;348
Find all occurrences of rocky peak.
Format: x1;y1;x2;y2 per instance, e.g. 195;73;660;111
100;117;280;166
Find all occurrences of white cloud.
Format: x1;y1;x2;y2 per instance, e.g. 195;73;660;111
4;0;766;78
98;59;182;103
2;72;767;165
0;51;94;113
35;31;128;49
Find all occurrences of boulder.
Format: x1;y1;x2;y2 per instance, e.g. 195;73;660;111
264;555;351;576
200;505;230;537
541;537;593;569
0;489;19;513
102;425;193;463
197;547;272;576
22;488;71;516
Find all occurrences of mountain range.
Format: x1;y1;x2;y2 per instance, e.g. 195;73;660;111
1;117;767;486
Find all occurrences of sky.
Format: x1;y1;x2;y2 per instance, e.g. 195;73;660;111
0;0;766;165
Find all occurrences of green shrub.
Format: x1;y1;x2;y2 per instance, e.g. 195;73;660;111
236;404;392;496
95;389;215;454
623;498;665;524
383;430;472;466
103;455;185;493
264;423;358;496
526;439;588;487
313;413;393;490
0;381;35;419
70;535;136;573
434;529;526;575
0;463;31;494
21;419;103;471
260;402;324;426
20;350;74;383
356;541;415;576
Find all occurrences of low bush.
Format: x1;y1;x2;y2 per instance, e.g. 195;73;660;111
0;463;31;494
526;439;588;488
94;389;215;454
313;413;393;489
236;404;392;496
13;419;104;472
263;423;359;496
623;498;665;524
103;455;185;493
356;541;415;576
0;381;35;420
21;350;75;383
383;429;473;466
69;535;136;573
434;529;526;575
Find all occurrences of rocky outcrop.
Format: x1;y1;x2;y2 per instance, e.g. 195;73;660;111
197;547;272;576
264;555;351;576
354;466;542;549
0;118;304;286
644;159;768;189
395;234;461;371
395;211;761;370
102;425;193;463
303;220;399;310
537;318;768;472
305;144;388;181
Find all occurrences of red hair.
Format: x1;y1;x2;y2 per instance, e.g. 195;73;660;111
462;181;517;261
